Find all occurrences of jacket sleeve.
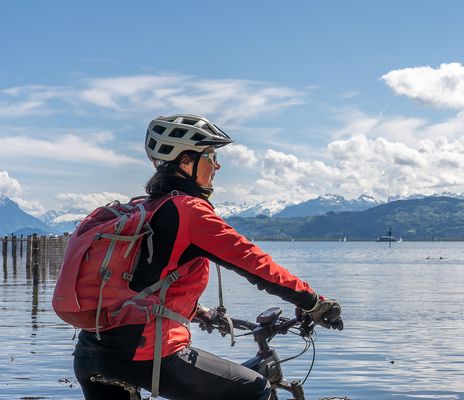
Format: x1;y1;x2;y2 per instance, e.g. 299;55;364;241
188;199;318;310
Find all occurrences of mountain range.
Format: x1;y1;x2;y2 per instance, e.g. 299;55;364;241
226;196;464;241
39;208;88;233
273;194;380;218
214;194;381;218
1;193;464;240
1;193;378;235
0;196;50;235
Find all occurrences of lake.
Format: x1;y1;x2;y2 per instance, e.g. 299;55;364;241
0;241;463;399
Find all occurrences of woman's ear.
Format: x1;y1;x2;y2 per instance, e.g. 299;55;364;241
178;158;193;175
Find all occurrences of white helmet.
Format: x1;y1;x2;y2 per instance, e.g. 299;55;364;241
145;114;233;162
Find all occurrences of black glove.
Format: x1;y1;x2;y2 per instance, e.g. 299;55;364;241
194;304;217;333
297;295;344;331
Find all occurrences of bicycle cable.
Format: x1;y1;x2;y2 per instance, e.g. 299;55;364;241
302;332;316;385
269;330;311;368
280;326;317;385
232;331;254;338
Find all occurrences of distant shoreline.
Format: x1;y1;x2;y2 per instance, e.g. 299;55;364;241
248;238;464;242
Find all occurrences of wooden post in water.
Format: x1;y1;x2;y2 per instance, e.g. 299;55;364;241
1;236;6;258
26;235;32;280
48;235;59;271
40;235;48;282
20;235;24;257
2;236;7;280
11;235;15;257
11;235;17;276
31;234;40;285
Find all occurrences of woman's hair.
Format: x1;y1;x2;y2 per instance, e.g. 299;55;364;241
145;150;199;197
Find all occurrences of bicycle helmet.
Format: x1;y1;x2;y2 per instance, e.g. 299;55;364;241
145;114;233;162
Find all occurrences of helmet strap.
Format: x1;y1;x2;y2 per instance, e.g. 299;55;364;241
174;152;201;183
174;153;213;199
191;153;201;183
175;166;194;181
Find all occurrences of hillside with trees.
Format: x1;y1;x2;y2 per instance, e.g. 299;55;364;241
226;197;464;241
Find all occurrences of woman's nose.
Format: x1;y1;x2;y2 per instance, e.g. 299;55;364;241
214;162;221;170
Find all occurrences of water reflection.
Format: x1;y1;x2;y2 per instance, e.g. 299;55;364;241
0;236;77;399
0;240;463;399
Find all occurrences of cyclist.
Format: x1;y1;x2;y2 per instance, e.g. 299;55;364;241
73;114;343;400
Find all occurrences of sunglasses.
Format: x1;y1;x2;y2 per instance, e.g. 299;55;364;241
200;151;218;165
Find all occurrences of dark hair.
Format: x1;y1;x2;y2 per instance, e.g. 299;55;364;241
145;150;199;198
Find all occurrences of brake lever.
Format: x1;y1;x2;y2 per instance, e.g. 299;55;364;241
299;320;315;337
213;308;236;346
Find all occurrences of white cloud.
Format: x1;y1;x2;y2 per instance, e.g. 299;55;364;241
339;90;359;99
0;84;72;117
0;74;305;122
0;134;143;166
233;134;464;203
55;192;131;212
11;197;46;216
0;171;46;215
331;108;464;145
382;62;464;110
0;171;22;197
220;144;258;168
81;75;305;123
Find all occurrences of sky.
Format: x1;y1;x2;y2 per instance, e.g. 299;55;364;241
1;1;464;215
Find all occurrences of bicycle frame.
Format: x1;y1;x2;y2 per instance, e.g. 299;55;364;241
93;305;346;400
195;305;345;400
243;348;305;400
213;307;310;400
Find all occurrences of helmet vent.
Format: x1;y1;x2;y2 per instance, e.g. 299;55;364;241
182;119;197;126
190;133;207;141
148;138;157;150
158;144;174;154
152;125;166;134
169;128;188;138
201;124;214;134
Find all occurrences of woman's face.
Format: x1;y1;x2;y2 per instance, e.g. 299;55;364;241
179;147;220;188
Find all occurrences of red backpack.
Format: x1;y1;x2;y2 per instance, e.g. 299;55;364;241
53;192;192;398
52;193;189;339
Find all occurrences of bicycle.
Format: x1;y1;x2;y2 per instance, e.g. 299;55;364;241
193;305;349;400
91;305;348;400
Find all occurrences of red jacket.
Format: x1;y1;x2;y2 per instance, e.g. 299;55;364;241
132;195;317;360
74;180;318;361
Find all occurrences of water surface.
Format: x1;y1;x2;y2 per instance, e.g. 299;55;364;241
0;241;463;399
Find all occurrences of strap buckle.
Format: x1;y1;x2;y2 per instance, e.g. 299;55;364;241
100;268;112;281
122;272;133;281
166;270;180;285
152;304;169;318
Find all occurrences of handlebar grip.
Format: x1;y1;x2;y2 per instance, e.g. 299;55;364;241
324;305;341;322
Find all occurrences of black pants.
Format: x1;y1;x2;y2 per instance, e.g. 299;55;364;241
74;347;271;400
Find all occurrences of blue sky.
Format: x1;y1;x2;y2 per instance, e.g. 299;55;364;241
1;1;464;214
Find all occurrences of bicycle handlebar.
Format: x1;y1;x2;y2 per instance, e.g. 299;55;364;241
193;306;316;342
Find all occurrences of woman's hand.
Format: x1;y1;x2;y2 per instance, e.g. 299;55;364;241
194;304;218;333
296;296;344;331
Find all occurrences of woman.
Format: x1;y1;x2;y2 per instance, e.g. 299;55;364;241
73;114;343;400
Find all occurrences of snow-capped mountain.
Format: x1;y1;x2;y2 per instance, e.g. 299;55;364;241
215;195;380;219
38;209;88;234
274;194;382;218
3;192;464;236
214;201;253;218
215;199;291;218
387;192;464;202
0;196;51;235
236;199;290;217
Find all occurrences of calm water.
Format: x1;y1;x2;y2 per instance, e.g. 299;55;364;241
0;241;463;400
